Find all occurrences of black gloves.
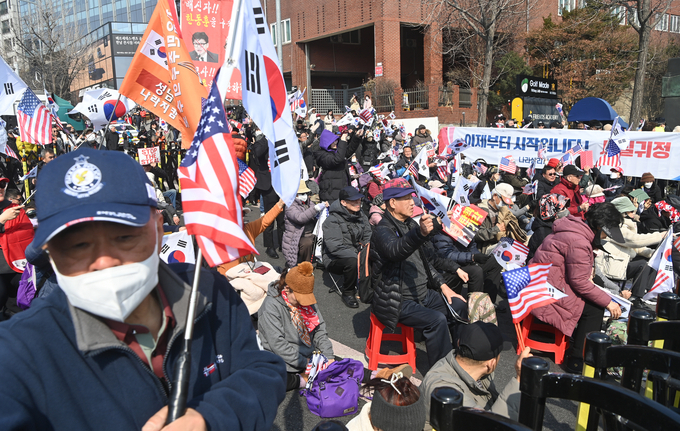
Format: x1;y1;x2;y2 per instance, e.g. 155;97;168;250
473;253;489;264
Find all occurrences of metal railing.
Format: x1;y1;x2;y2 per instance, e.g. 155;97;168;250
459;88;473;108
309;86;364;114
372;89;395;112
439;86;454;107
402;86;428;110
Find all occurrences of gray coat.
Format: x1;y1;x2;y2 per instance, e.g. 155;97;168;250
282;198;320;268
420;351;521;430
258;284;334;372
322;199;372;266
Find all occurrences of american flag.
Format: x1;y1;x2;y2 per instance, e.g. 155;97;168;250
407;161;419;178
560;152;572;165
437;163;450;182
473;161;487;176
237;158;257;199
502;263;556;324
3;145;17;159
595;140;621;169
178;74;256;267
567;143;584;156
674;235;680;253
499;156;517;174
17;88;52;146
358;108;374;125
368;163;385;178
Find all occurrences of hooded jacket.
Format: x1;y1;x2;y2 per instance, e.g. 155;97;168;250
551;177;584;219
0;262;286;430
314;132;361;202
282;198;320;268
421;351;521;430
258;284;334;372
370;210;447;329
529;216;611;337
322;199;372;266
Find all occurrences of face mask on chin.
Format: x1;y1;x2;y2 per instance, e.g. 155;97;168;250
51;228;160;322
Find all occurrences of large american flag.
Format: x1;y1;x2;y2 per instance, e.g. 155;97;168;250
237;158;257;199
595;139;621;169
499;155;517;174
502;263;555;324
178;77;256;267
17;88;52;146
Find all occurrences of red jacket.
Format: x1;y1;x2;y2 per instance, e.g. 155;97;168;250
551;177;584;219
529;216;611;337
0;204;34;273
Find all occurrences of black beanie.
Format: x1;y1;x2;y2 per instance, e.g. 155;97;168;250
370;390;425;431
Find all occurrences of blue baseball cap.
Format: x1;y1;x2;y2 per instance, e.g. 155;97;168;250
31;148;158;247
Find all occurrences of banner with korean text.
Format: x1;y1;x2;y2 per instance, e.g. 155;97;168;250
444;127;680;180
180;0;241;98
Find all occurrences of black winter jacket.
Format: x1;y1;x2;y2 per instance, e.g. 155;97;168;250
527;217;554;261
360;138;381;167
370;211;446;330
322;199;372;266
432;232;479;265
535;174;558;201
314;134;361;202
643;182;664;203
252;135;271;191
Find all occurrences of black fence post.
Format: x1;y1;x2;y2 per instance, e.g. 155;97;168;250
656;292;680;321
577;332;612;431
430;387;463;431
518;357;550;431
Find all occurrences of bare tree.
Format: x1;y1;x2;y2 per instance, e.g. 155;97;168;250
595;0;673;128
7;0;87;99
424;0;530;126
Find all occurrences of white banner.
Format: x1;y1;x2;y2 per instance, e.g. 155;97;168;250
445;127;680;180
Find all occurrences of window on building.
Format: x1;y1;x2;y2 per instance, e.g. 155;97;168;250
670;15;680;33
0;2;8;16
3;39;11;52
270;18;291;45
611;6;625;24
329;30;360;45
628;7;639;26
655;13;669;31
1;20;9;34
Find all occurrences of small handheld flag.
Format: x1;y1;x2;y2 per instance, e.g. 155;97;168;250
503;263;562;324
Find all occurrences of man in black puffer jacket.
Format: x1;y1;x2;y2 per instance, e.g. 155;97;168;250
314;129;363;202
370;178;467;367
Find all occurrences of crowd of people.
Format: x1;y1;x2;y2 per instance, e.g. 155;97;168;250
0;102;677;430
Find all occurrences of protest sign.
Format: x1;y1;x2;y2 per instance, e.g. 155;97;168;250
446;204;488;247
579;150;593;168
138;146;161;165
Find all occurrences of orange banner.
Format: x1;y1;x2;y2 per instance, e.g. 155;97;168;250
119;0;207;148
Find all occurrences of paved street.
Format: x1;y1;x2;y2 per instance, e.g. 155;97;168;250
243;209;579;431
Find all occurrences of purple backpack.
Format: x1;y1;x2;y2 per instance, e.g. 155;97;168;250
302;358;363;418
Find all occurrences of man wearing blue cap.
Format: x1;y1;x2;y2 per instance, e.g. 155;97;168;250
371;178;467;367
0;149;286;430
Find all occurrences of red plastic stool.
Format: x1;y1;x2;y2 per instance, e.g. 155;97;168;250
365;313;417;371
517;314;569;364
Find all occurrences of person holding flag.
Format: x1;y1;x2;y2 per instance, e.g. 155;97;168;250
529;203;623;373
0;148;286;429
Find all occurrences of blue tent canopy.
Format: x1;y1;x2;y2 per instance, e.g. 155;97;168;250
567;97;628;128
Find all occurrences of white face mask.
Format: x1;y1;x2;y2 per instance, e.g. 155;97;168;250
51;232;160;322
610;173;619;180
644;182;653;188
297;194;308;202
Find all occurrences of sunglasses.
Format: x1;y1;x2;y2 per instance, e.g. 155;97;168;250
546;172;557;176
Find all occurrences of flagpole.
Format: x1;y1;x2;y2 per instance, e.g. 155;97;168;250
225;0;244;66
166;246;203;424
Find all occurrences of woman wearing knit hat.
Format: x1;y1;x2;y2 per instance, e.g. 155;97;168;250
346;374;425;431
258;262;335;391
640;172;664;203
369;193;386;226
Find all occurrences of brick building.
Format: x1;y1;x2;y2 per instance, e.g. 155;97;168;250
264;0;680;126
262;0;478;125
